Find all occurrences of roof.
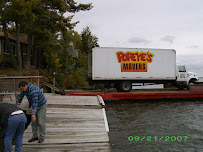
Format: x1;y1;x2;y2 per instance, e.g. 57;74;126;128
0;31;28;44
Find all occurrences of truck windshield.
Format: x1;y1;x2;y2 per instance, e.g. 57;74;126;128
178;66;186;72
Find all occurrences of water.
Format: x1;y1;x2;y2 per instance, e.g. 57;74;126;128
199;77;203;83
106;100;203;152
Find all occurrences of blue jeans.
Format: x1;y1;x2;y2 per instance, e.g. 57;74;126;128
4;114;27;152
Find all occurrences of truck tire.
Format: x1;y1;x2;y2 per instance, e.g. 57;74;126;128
119;81;132;92
189;78;198;84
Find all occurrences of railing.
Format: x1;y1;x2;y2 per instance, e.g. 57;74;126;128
0;76;42;103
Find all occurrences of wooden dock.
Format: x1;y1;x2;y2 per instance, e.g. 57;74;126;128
18;94;111;152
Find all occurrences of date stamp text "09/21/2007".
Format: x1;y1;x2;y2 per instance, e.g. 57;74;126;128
128;136;188;142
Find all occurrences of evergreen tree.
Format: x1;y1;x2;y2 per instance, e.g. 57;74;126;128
26;0;93;72
0;0;39;71
76;26;99;70
0;0;93;72
81;26;99;55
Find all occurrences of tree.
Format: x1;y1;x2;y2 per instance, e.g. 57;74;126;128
2;21;18;69
75;26;99;70
62;27;100;89
1;0;39;71
0;0;93;71
0;53;2;64
25;0;93;72
81;26;99;55
58;30;77;74
0;1;17;68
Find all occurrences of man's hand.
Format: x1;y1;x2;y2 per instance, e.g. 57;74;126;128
17;104;20;108
32;114;36;122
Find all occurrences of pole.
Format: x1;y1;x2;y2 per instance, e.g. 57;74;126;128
52;72;55;94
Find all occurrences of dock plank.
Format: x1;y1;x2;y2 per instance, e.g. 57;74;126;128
46;94;100;106
22;142;111;152
20;94;110;152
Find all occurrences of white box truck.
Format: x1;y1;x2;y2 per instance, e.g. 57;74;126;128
88;47;199;92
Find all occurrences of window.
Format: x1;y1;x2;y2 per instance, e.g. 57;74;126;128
31;48;33;56
2;41;17;55
23;46;27;55
12;43;16;56
3;41;9;54
178;66;186;72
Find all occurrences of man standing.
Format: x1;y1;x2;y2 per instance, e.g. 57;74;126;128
17;81;47;143
0;103;27;152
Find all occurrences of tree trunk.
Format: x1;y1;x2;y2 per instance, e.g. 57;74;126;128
33;38;38;67
26;33;32;66
2;21;17;69
16;22;22;71
37;48;41;68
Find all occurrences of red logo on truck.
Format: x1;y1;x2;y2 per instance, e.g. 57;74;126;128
116;51;154;72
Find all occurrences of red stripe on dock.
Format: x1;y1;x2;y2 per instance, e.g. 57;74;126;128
65;92;203;101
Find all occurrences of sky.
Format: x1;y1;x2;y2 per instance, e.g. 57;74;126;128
69;0;203;76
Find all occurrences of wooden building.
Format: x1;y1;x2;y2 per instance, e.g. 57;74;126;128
0;31;39;68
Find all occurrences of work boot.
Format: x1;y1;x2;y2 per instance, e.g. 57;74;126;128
38;138;44;143
28;137;38;142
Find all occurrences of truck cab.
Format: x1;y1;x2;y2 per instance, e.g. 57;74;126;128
176;65;199;89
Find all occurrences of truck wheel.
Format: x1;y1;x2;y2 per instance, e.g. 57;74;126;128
119;81;132;92
189;79;198;84
189;79;193;85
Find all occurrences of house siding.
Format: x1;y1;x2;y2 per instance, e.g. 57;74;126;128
0;39;1;54
0;36;35;67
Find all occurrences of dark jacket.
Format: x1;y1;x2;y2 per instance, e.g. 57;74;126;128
0;103;21;130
